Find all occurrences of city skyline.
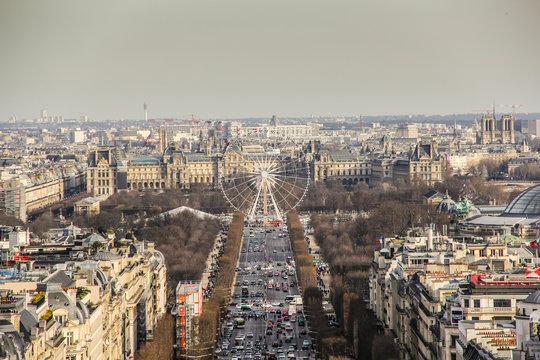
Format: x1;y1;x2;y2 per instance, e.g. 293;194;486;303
1;0;539;121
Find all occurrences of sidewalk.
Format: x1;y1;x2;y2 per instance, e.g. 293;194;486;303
307;234;332;295
201;231;226;299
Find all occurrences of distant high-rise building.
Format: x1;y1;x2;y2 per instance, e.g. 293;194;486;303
270;115;280;126
70;130;85;143
521;119;540;137
40;109;47;118
159;127;167;154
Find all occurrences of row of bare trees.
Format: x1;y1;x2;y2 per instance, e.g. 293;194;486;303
190;213;244;360
135;314;176;360
135;211;226;360
287;211;349;359
101;186;230;214
307;181;453;359
134;211;221;283
298;171;515;213
311;215;399;360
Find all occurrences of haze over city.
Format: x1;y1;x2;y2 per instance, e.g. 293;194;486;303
3;2;540;360
1;0;540;121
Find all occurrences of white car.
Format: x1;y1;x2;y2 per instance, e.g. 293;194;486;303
261;303;272;308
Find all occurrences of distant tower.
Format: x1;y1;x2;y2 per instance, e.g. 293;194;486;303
159;126;167;154
40;109;48;119
144;103;148;122
380;135;392;155
501;114;515;144
271;115;280;126
480;114;496;144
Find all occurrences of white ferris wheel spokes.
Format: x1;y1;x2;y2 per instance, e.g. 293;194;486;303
220;144;309;223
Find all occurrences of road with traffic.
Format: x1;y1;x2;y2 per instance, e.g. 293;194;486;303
216;224;312;360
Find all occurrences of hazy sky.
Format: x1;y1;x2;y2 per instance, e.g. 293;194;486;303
1;0;539;121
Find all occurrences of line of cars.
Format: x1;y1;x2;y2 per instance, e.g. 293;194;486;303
217;225;311;360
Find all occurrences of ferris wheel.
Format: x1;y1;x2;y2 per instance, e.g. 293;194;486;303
220;144;310;223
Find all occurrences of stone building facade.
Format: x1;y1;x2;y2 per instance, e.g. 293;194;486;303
87;141;445;196
0;240;167;360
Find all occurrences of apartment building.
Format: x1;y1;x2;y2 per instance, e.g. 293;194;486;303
0;236;166;360
369;208;540;360
0;163;86;221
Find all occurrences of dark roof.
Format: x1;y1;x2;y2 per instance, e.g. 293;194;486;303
424;190;443;199
19;309;38;341
42;270;75;288
128;156;161;165
523;290;540;304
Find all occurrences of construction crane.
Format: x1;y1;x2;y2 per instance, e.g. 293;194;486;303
495;104;523;120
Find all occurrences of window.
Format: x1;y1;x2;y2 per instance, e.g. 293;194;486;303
66;331;73;346
451;335;459;347
54;315;66;325
472;316;479;320
499;249;504;256
493;299;511;308
474;299;480;308
464;299;469;308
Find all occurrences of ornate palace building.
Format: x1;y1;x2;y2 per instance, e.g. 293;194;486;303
87;141;444;196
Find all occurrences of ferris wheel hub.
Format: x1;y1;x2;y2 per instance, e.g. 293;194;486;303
220;142;310;222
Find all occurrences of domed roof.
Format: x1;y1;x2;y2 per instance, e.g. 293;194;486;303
523;290;540;304
436;193;456;213
503;184;540;217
